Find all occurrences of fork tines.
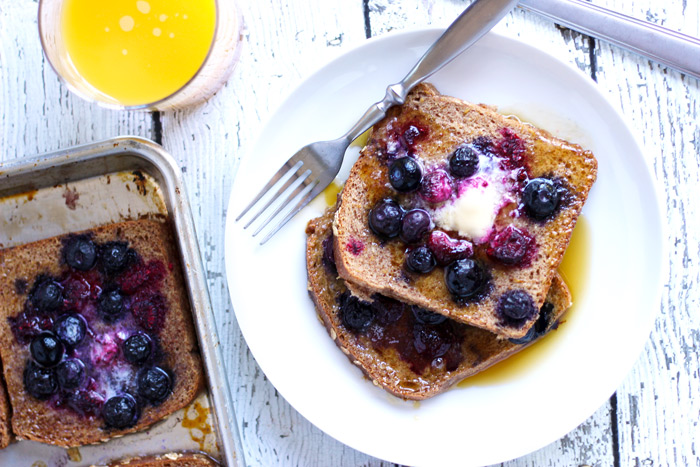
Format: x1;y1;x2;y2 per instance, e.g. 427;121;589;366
236;158;320;245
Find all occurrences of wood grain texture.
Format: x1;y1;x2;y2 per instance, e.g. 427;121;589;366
591;1;700;466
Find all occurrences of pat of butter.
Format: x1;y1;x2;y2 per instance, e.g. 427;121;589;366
434;183;501;241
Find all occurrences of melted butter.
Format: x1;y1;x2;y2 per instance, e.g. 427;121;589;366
458;217;590;387
31;462;47;467
66;447;82;462
182;400;213;451
1;189;38;203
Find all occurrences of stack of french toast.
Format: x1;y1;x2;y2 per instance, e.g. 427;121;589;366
306;83;597;400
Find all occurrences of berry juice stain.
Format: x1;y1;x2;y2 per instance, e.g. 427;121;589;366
458;216;590;388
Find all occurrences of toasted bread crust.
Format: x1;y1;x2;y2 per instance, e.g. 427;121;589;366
307;205;572;400
333;83;595;339
0;361;12;449
0;220;204;447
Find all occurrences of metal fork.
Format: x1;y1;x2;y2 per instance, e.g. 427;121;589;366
236;0;519;244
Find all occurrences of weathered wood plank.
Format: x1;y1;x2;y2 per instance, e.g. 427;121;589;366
0;2;153;162
592;0;700;465
158;2;384;466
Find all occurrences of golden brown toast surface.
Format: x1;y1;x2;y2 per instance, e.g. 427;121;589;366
307;205;572;400
333;83;595;338
0;220;204;447
99;451;219;467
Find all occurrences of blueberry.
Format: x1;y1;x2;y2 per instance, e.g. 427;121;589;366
388;157;422;192
30;331;64;367
497;290;537;322
449;146;479;178
99;288;124;322
24;361;57;399
400;209;431;244
405;246;436;274
100;242;131;274
138;367;172;403
508;302;554;344
338;292;374;333
368;199;403;239
54;314;87;348
444;259;488;298
30;277;63;313
103;394;139;428
413;325;452;358
486;225;533;265
419;170;453;204
522;178;560;220
123;333;153;366
56;358;85;390
63;236;97;271
412;307;447;325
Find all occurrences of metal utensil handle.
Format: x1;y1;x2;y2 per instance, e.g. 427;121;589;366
342;0;519;142
519;0;700;80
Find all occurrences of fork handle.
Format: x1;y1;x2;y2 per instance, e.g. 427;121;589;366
342;0;518;142
519;0;700;79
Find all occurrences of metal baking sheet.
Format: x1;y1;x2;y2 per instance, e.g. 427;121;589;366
0;138;245;467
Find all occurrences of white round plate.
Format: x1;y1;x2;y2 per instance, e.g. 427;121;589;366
225;30;665;466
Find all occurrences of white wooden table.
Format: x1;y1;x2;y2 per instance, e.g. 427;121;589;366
1;1;699;465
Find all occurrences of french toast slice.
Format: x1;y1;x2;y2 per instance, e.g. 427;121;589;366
0;220;204;447
333;83;596;338
308;205;571;400
0;362;11;449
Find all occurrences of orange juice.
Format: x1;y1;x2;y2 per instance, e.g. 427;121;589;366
61;0;216;106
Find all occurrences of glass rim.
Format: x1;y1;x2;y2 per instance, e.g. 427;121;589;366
38;0;226;111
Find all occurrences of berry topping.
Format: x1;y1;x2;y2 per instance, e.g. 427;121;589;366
117;259;167;294
412;307;447;325
67;388;105;416
419;170;453;204
388;157;422;192
100;242;132;274
24;361;58;400
400;209;431;244
56;358;86;390
444;259;488;299
30;331;64;367
138;367;172;403
321;235;336;272
497;289;537;323
54;314;87;348
131;292;167;333
30;277;63;313
486;225;533;265
368;199;403;239
123;333;153;366
63;236;97;271
103;394;139;429
10;312;54;344
405;245;437;274
508;302;555;345
401;124;426;147
522;178;560;220
413;325;452;358
427;231;473;266
338;292;374;333
449;146;479;178
495;128;527;170
98;288;125;322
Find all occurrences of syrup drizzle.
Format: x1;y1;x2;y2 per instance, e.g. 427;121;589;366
181;400;213;451
458;216;590;387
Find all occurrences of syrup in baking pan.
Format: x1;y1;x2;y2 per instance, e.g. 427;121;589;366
458;216;590;387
